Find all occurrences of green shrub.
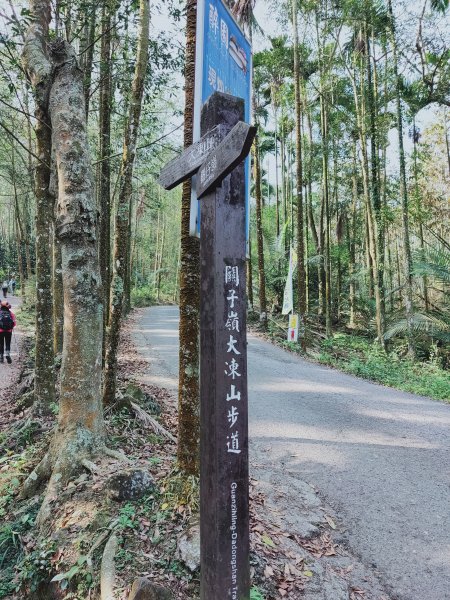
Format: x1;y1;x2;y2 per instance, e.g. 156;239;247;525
317;333;450;402
131;285;156;307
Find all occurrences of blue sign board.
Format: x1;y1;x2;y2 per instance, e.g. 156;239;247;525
190;0;252;240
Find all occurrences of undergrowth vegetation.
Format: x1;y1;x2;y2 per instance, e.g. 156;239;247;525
262;316;450;402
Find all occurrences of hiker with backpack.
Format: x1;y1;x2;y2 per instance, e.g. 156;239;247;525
1;281;8;299
0;300;16;364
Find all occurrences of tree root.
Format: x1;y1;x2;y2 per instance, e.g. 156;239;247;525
81;458;100;473
104;446;132;463
130;401;176;443
36;469;63;530
19;452;52;499
100;533;118;600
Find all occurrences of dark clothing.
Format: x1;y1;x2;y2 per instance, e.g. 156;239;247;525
1;287;7;299
0;331;12;354
0;309;15;333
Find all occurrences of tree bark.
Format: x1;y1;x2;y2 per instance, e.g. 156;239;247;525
104;0;150;404
98;1;113;331
366;22;386;340
22;0;55;412
53;229;63;355
254;133;267;326
177;0;201;475
22;0;105;526
388;0;415;358
80;0;97;117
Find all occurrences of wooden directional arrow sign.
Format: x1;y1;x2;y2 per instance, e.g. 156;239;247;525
196;121;256;199
159;124;226;191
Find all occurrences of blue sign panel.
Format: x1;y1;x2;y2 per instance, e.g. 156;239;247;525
190;0;252;240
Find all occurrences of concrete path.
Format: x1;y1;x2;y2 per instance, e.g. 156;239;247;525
132;305;450;600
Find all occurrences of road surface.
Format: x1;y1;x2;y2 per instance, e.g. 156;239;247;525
132;305;450;600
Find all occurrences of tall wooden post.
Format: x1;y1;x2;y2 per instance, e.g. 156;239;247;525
200;92;250;600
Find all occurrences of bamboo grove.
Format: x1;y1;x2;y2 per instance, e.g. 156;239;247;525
0;0;448;479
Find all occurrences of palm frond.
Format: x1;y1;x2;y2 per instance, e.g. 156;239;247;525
413;248;450;285
430;0;449;13
384;312;450;341
231;0;256;27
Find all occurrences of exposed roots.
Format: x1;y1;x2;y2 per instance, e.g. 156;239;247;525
37;468;63;530
19;451;52;499
81;458;100;473
103;446;132;463
131;400;176;443
100;533;119;600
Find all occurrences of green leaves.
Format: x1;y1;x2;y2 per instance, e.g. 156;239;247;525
430;0;449;14
250;586;266;600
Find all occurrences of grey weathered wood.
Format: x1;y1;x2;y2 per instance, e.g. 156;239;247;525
200;92;250;600
196;120;256;199
158;124;225;190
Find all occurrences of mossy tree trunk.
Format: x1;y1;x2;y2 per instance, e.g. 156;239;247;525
22;0;55;413
177;0;201;475
98;0;114;337
22;0;105;525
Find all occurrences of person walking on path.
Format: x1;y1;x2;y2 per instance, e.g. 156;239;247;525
2;281;8;299
9;278;16;296
0;300;16;364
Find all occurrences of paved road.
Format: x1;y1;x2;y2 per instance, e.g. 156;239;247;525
132;306;450;600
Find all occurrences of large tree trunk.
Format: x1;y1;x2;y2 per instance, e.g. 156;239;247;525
50;41;104;469
177;0;201;475
103;0;150;404
22;0;105;526
22;0;55;413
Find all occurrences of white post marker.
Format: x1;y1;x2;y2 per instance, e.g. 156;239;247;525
282;247;297;316
288;314;299;343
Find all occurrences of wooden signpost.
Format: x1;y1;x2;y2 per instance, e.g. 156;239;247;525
159;91;256;600
196;121;256;198
159;124;226;190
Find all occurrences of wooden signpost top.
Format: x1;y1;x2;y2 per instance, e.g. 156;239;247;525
196;121;256;198
158;124;226;191
158;117;256;198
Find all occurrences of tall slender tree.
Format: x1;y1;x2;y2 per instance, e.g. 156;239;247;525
104;0;150;403
177;0;201;475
